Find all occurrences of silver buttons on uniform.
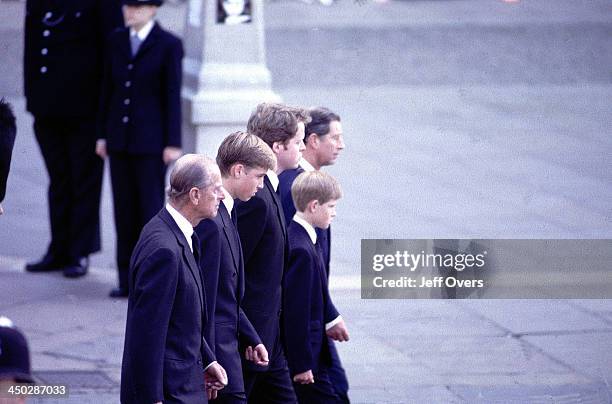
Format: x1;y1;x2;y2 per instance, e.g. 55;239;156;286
45;12;52;19
125;81;131;88
43;30;50;37
40;66;47;73
41;48;48;55
75;11;81;18
122;116;129;124
124;98;130;105
127;64;133;70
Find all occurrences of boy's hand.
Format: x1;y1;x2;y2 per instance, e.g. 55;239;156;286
293;370;314;384
245;344;269;366
326;319;350;342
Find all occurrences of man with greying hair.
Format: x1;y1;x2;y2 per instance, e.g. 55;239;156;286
121;154;228;404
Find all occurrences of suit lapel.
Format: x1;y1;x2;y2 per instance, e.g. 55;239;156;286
159;209;205;316
219;204;240;273
134;22;160;59
119;29;131;59
265;177;287;239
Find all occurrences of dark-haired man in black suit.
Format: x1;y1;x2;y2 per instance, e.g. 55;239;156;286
97;0;184;298
0;99;16;216
121;154;227;404
23;0;123;277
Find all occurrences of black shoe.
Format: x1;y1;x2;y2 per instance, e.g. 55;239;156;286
63;257;89;278
25;254;64;272
109;287;129;298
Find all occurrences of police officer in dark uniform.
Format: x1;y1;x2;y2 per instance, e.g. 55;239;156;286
23;0;123;278
96;0;184;298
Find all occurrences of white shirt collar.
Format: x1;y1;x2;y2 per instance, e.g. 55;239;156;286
299;157;316;172
267;170;279;192
293;213;317;244
221;188;234;218
166;203;194;252
130;20;155;42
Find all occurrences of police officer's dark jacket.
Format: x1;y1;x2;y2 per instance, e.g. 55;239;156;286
24;0;122;118
98;22;183;155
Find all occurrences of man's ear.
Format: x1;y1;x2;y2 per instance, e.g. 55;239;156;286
230;163;245;178
188;187;199;205
272;141;284;155
306;133;320;148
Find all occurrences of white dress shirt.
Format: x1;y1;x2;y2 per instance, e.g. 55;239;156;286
267;169;280;192
130;19;154;42
165;203;194;252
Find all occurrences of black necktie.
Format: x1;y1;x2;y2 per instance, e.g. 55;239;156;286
191;232;200;265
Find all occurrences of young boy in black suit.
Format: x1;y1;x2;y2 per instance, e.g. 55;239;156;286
97;0;184;298
284;171;349;404
195;132;276;403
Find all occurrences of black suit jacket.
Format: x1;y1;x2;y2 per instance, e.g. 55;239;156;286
98;22;183;154
235;176;287;371
195;202;261;393
283;221;339;377
121;208;214;404
24;0;123;118
278;167;332;273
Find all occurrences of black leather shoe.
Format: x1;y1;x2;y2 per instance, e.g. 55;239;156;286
25;254;64;272
109;287;129;298
63;257;89;278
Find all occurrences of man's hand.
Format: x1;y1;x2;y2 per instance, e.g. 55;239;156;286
292;370;314;385
95;139;107;159
205;362;228;392
162;146;182;165
326;319;350;342
245;344;269;366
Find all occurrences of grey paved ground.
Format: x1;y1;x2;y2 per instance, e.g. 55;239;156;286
1;0;612;402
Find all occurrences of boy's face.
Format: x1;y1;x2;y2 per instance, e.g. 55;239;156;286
275;122;305;173
312;199;338;229
316;120;345;167
123;5;157;29
235;165;267;201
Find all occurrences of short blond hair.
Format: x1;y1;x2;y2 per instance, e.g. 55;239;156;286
216;131;276;177
291;171;342;212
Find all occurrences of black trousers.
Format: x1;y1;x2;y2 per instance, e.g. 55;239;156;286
328;340;350;403
33;117;103;263
293;365;342;404
213;391;247;404
109;152;166;290
244;352;297;404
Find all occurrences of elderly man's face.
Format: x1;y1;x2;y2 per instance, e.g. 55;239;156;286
197;169;225;220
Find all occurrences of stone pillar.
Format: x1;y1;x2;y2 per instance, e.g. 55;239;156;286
182;0;281;155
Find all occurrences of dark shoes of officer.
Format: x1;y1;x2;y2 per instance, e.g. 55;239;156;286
109;287;129;298
25;254;64;273
26;254;88;278
63;257;89;278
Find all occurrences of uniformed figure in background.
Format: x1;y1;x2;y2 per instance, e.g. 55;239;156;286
96;0;184;298
23;0;123;278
